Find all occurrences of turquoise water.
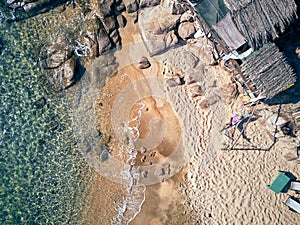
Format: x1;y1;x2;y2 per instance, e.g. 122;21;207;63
0;6;92;225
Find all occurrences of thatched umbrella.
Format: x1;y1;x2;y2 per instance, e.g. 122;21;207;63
224;0;298;50
241;43;296;99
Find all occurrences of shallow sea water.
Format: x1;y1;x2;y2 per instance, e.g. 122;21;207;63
0;4;93;225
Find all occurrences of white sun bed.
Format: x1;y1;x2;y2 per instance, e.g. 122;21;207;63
284;196;300;214
290;181;300;192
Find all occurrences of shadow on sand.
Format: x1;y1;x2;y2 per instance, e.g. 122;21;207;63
265;17;300;105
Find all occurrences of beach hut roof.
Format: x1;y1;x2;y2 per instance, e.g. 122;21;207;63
212;13;246;50
223;0;298;50
241;43;297;99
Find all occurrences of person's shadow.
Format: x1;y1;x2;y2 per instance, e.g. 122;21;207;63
236;116;259;143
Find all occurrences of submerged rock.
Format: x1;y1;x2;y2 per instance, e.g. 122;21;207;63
0;38;3;55
34;97;47;109
3;0;69;22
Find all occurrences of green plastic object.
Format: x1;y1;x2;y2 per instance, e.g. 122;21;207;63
269;172;292;194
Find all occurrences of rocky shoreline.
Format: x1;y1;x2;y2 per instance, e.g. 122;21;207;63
1;0;199;92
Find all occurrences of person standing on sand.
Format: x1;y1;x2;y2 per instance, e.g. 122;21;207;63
227;113;240;137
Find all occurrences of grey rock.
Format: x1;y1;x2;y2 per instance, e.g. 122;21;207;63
170;1;187;15
180;11;194;23
139;0;160;8
167;78;181;87
103;16;117;34
100;146;110;162
116;0;126;12
154;168;165;176
164;30;179;47
47;56;77;91
130;11;139;23
163;0;187;15
139;57;151;69
98;0;115;17
116;14;127;28
98;21;112;54
178;22;196;40
190;85;204;97
123;0;139;13
40;35;74;69
199;95;220;109
109;29;121;46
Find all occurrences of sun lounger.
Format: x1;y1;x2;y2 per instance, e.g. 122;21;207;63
290;181;300;193
284;196;300;214
269;172;292;194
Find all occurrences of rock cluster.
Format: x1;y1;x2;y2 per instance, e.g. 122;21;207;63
3;0;199;91
138;3;196;56
2;0;69;21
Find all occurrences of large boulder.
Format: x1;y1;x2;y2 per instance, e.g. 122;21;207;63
40;35;74;69
139;6;181;56
98;0;115;17
39;35;79;90
163;0;188;15
178;22;196;40
49;56;76;90
123;0;139;13
98;23;112;54
116;14;127;28
103;16;117;34
81;14;112;56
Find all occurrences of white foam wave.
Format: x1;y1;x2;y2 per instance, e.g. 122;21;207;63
111;102;146;225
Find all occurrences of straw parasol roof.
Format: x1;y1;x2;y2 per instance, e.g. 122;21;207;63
224;0;298;50
241;43;297;99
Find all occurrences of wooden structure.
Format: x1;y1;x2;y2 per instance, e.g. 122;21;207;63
241;43;297;99
183;0;298;99
224;0;298;50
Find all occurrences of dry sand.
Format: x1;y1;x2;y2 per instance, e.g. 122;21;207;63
80;10;300;225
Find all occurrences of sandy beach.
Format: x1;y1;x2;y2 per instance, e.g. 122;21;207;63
80;8;300;225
